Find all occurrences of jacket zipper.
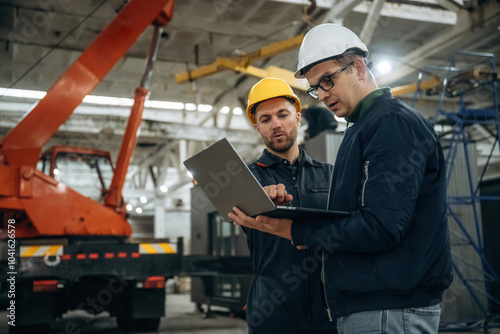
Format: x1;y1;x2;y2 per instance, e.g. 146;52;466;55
322;251;333;322
361;160;369;207
304;249;313;324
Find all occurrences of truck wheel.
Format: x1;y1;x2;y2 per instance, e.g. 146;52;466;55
9;323;50;334
117;316;160;332
140;317;160;331
117;316;140;332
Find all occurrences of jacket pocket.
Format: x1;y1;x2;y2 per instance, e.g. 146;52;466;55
309;188;329;193
361;161;369;207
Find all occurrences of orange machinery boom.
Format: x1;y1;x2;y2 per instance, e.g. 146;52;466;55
0;0;175;238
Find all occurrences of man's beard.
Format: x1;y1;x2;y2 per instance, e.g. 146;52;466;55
265;127;297;153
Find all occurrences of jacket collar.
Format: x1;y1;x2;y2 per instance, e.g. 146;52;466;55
346;87;391;123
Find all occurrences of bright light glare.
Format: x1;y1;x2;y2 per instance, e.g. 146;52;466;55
139;196;148;204
84;95;133;106
187;171;193;178
0;87;188;110
53;168;60;175
145;100;184;110
135;207;143;214
126;204;133;211
160;185;168;193
0;88;46;99
377;61;392;74
0;87;253;116
198;104;213;112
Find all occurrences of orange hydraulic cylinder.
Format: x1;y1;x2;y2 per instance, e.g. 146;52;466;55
105;87;148;210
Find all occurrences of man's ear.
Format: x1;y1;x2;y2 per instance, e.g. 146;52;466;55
353;58;366;80
254;123;262;138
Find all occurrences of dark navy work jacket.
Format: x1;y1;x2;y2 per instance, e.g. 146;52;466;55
243;148;335;334
292;91;453;318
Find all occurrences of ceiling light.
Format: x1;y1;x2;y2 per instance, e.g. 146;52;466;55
145;100;184;110
0;88;46;99
139;196;147;204
84;95;133;106
126;204;133;211
160;185;168;193
198;104;213;112
377;61;392;74
233;107;243;115
135;207;143;214
0;87;190;111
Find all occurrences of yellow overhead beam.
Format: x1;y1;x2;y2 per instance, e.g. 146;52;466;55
232;34;305;67
175;58;238;84
175;34;305;84
204;59;440;98
391;77;441;97
175;31;442;99
235;65;309;91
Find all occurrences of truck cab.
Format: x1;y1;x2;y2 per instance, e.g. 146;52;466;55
38;146;114;204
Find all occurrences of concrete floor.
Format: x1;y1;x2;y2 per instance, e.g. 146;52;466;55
0;293;247;334
1;293;499;333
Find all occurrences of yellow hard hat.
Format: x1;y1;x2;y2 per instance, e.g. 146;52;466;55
246;78;301;125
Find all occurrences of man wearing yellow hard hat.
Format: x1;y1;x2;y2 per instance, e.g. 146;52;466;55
240;77;335;334
231;24;452;334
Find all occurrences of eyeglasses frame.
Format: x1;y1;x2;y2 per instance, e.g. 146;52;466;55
306;61;355;99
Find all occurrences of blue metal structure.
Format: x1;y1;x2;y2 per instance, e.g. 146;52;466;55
414;50;500;332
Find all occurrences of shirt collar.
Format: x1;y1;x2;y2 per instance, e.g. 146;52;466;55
346;87;391;123
266;148;302;164
258;147;315;167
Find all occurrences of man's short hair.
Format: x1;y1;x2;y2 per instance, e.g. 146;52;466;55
250;96;297;119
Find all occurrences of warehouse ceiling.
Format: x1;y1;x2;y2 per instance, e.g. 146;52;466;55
0;0;499;207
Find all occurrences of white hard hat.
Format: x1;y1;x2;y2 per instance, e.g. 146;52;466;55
295;24;369;78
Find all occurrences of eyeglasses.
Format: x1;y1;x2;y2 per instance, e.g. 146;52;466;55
306;61;355;99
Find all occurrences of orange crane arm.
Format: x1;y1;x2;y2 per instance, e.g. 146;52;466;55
1;0;174;167
105;18;172;209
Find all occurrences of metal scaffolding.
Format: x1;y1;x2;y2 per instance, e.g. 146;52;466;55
414;50;500;331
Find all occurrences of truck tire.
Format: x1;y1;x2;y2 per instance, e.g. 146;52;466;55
140;317;161;331
117;316;160;332
9;323;50;334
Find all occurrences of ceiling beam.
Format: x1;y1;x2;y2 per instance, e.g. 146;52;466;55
0;109;258;144
377;2;500;86
359;0;386;46
271;0;458;24
353;1;456;24
322;0;364;22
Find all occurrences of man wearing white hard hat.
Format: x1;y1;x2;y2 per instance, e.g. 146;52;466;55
231;24;452;333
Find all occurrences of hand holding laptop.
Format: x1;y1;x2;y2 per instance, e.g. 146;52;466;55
229;206;308;250
229;206;293;240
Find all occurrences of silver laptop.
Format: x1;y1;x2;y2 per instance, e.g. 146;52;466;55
183;138;349;223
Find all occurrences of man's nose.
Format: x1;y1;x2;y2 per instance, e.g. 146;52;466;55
318;89;330;102
271;117;282;128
